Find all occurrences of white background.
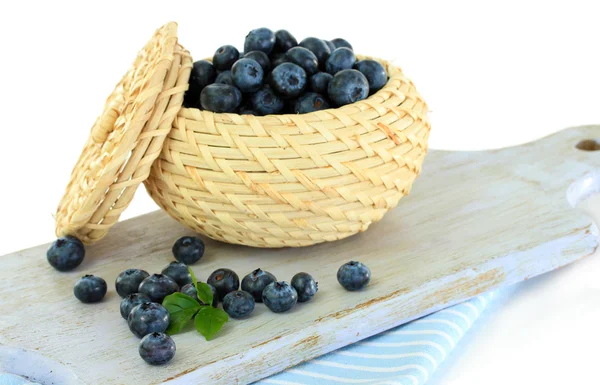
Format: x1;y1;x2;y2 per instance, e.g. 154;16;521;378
0;0;599;384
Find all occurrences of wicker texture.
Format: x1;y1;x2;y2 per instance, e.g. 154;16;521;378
55;22;192;243
145;56;430;247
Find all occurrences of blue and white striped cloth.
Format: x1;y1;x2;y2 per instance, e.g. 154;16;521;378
255;292;495;385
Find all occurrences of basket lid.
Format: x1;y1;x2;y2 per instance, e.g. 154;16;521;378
55;22;192;243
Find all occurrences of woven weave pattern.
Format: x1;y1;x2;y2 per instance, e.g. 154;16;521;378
145;57;430;247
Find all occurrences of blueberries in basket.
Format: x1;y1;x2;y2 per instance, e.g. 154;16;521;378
328;69;369;107
324;40;336;52
244;27;276;55
286;47;319;76
244;51;271;73
337;261;371;291
120;293;151;319
309;72;333;95
326;47;356;75
161;261;193;287
181;283;219;307
139;332;176;366
138;274;179;303
200;84;242;113
238;104;256;115
262;281;298;313
184;60;216;108
215;70;234;86
269;62;307;99
231;58;264;93
223;290;255;319
251;87;285;115
115;268;150;298
74;275;107;303
172;236;205;265
128;302;170;338
331;38;353;51
47;236;85;272
207;268;240;300
354;59;388;94
294;92;330;114
212;45;240;71
291;272;318;302
274;29;298;53
299;37;331;69
270;53;288;68
241;268;277;302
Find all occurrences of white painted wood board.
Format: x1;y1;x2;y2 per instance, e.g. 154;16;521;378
1;125;599;385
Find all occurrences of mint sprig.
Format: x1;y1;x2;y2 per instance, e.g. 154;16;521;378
189;267;214;306
194;306;229;341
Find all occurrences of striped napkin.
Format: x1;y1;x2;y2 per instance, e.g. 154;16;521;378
255;292;495;385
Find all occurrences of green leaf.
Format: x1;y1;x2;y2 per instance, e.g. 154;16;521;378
188;267;198;288
162;292;202;313
194;306;229;341
166;307;198;335
195;282;214;307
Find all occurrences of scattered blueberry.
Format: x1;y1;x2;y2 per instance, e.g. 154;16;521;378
184;60;216;108
244;28;276;55
138;274;179;303
337;261;371;291
251;87;284;115
172;236;205;265
215;71;234;86
46;236;85;271
207;268;240;300
324;40;336;52
180;283;219;307
270;53;288;68
161;261;193;287
223;290;255;319
326;47;356;75
73;275;107;303
244;51;271;73
120;293;151;319
331;38;353;51
309;72;333;94
139;332;176;366
294;92;330;114
274;29;298;53
262;281;298;313
241;268;277;302
291;272;318;302
231;58;264;93
128;302;170;338
212;45;239;71
299;37;331;69
327;69;369;107
354;59;388;94
115;268;149;298
200;84;242;113
269;62;307;99
285;47;319;76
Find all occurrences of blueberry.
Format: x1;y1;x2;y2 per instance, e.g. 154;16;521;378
180;283;219;307
294;92;330;114
231;58;264;93
73;275;107;303
172;236;205;265
161;261;193;287
212;45;239;71
46;236;85;271
274;29;298;53
263;281;298;313
200;84;242;113
337;261;371;291
241;268;276;302
324;40;336;52
327;69;369;107
269;63;307;99
120;293;151;319
223;290;255;319
331;38;353;51
291;272;318;302
285;47;319;76
354;59;388;94
115;268;149;298
244;28;276;55
309;72;333;94
184;60;216;108
238;103;256;115
128;302;170;338
251;87;284;115
270;53;288;68
326;48;356;75
138;274;179;303
244;51;271;73
207;268;239;300
299;37;331;70
215;71;234;86
139;332;176;366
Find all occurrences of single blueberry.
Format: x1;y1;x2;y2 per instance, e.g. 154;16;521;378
244;51;271;73
274;29;298;53
231;58;264;93
262;281;298;313
326;47;356;75
115;268;149;298
120;293;151;319
309;72;333;95
270;53;288;68
331;38;353;51
244;28;276;55
269;62;307;99
138;274;179;303
128;302;170;338
299;37;331;70
324;40;336;52
73;275;107;303
172;236;205;265
238;102;256;116
46;236;85;271
286;47;319;76
251;87;284;115
215;71;234;86
184;60;216;108
207;268;239;300
294;92;330;114
212;45;239;71
241;268;277;302
223;290;255;319
327;69;369;107
161;261;193;287
200;84;242;113
180;283;219;307
354;59;388;94
291;272;318;302
139;332;176;366
337;261;371;291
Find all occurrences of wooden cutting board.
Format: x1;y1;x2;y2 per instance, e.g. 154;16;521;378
1;125;599;385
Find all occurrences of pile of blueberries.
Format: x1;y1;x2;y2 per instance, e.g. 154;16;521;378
183;27;388;115
46;234;372;366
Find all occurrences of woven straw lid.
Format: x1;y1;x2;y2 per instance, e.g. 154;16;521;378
55;22;192;244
